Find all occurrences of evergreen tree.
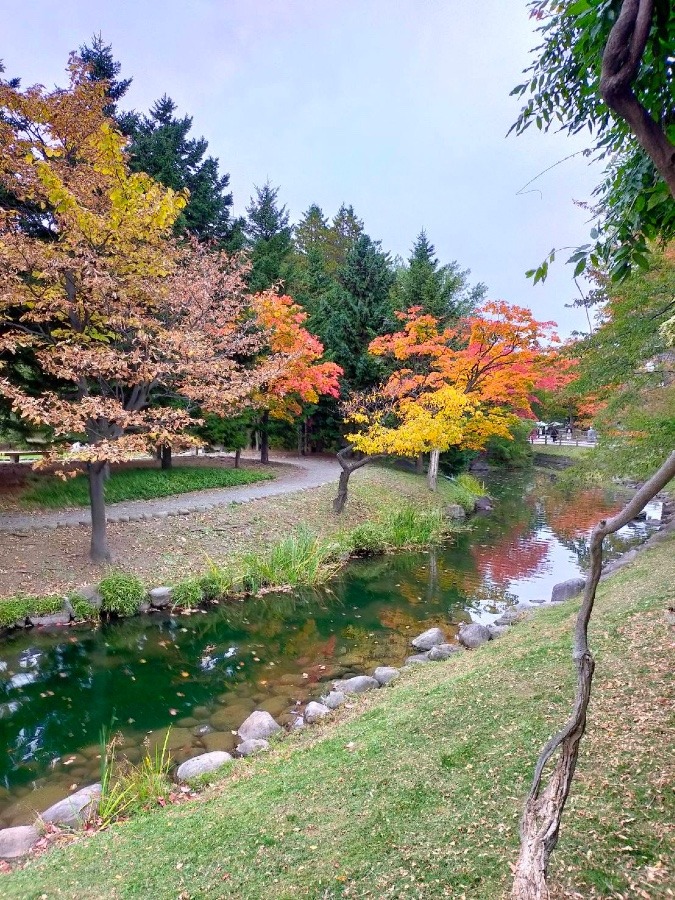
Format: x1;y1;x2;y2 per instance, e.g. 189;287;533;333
324;204;364;273
392;230;486;322
244;182;294;292
293;204;329;256
78;33;132;117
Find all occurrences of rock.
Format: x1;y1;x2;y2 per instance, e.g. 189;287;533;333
428;643;463;661
0;825;40;859
495;610;521;626
321;690;346;710
193;724;214;737
551;577;586;603
405;652;431;664
333;675;380;694
474;496;493;512
289;716;305;731
237;710;282;742
79;584;102;609
530;597;546;604
201;731;236;753
411;627;445;651
149;586;173;608
139;601;151;614
41;783;101;828
373;666;400;686
236;739;269;757
304;701;331;724
487;624;508;640
458;623;491;649
176;751;232;781
444;503;466;519
28;612;71;627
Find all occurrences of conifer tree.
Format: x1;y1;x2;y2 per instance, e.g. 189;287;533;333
244;181;294;292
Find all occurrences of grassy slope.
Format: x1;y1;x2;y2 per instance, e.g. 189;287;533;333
533;444;589;458
4;537;673;899
20;466;273;508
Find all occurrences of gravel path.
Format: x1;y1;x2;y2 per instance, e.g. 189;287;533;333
0;453;341;531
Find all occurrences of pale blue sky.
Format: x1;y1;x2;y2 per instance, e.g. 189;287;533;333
3;1;602;334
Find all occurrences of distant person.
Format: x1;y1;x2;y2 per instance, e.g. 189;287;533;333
550;427;559;443
565;425;572;441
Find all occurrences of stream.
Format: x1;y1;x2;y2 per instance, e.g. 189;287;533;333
0;471;662;826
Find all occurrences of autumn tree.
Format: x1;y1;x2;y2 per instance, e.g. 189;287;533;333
510;3;675;898
0;60;277;562
251;293;342;463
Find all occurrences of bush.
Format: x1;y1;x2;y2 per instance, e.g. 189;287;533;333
0;594;64;628
349;523;387;556
198;567;234;602
455;472;487;497
99;573;146;616
240;528;341;593
170;579;204;610
386;506;448;548
68;593;100;621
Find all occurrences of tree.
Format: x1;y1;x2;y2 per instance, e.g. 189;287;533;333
0;61;275;562
391;230;486;322
251;293;342;463
510;4;675;897
245;182;294;292
78;33;132;117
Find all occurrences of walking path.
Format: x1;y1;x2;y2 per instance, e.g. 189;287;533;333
0;453;341;532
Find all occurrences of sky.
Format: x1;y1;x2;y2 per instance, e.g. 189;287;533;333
3;0;603;335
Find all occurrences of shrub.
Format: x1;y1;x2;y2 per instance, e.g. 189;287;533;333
99;573;145;616
386;506;448;548
0;595;65;628
170;579;204;610
99;729;173;827
240;528;341;593
198;567;234;602
455;472;487;497
349;522;387;556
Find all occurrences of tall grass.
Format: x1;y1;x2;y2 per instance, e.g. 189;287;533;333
98;729;173;828
239;527;342;593
21;466;272;508
454;472;487;496
349;505;449;555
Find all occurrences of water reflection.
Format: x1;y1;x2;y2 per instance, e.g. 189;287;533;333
0;472;659;824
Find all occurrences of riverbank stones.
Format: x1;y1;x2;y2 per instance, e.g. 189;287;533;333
238;710;282;742
333;675;379;694
444;503;466;519
321;690;346;710
176;751;232;781
28;612;71;627
458;623;491;649
236;739;269;757
474;496;493;512
41;783;101;828
0;825;40;859
149;586;173;608
487;624;508;640
373;666;400;686
405;652;431;664
495;610;521;626
551;577;586;603
304;701;331;724
411;627;445;650
428;643;463;661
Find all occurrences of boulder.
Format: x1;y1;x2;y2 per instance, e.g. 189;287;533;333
373;666;400;686
411;627;445;651
333;675;380;694
28;612;71;627
428;643;463;661
458;623;491;649
201;731;236;753
79;584;102;609
176;751;232;781
41;783;101;828
321;691;346;710
236;739;269;758
474;496;493;512
405;652;431;664
551;577;586;603
237;710;282;742
304;701;331;724
444;503;466;519
193;724;214;737
495;610;521;626
149;586;173;608
487;624;508;640
0;825;40;859
289;716;305;731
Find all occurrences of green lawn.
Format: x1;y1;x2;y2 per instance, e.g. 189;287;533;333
21;466;273;508
533;443;590;458
4;535;673;898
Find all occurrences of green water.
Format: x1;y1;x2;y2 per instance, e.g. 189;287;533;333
0;473;658;825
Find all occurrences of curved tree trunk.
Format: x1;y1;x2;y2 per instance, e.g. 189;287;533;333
160;445;172;470
260;410;270;464
88;461;111;563
512;450;675;899
427;449;440;491
332;448;386;514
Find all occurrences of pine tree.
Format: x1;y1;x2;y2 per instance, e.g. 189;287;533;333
244;182;294;292
293;204;330;256
78;33;132;117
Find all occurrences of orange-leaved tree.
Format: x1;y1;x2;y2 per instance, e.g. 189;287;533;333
0;59;278;561
251;292;342;463
334;302;558;510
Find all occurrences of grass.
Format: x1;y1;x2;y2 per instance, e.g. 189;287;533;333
20;465;273;508
349;505;450;555
4;534;673;898
0;595;64;628
238;527;343;592
533;443;590;458
98;572;145;616
98;730;173;827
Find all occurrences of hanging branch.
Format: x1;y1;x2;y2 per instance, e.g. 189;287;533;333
512;449;675;899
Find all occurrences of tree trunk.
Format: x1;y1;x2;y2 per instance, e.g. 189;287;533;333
234;447;241;469
512;450;675;899
160;445;172;470
427;449;440;491
260;410;270;464
415;452;425;474
333;467;351;514
88;461;111;563
332;448;386;514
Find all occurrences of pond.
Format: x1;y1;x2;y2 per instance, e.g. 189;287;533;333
0;472;661;826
